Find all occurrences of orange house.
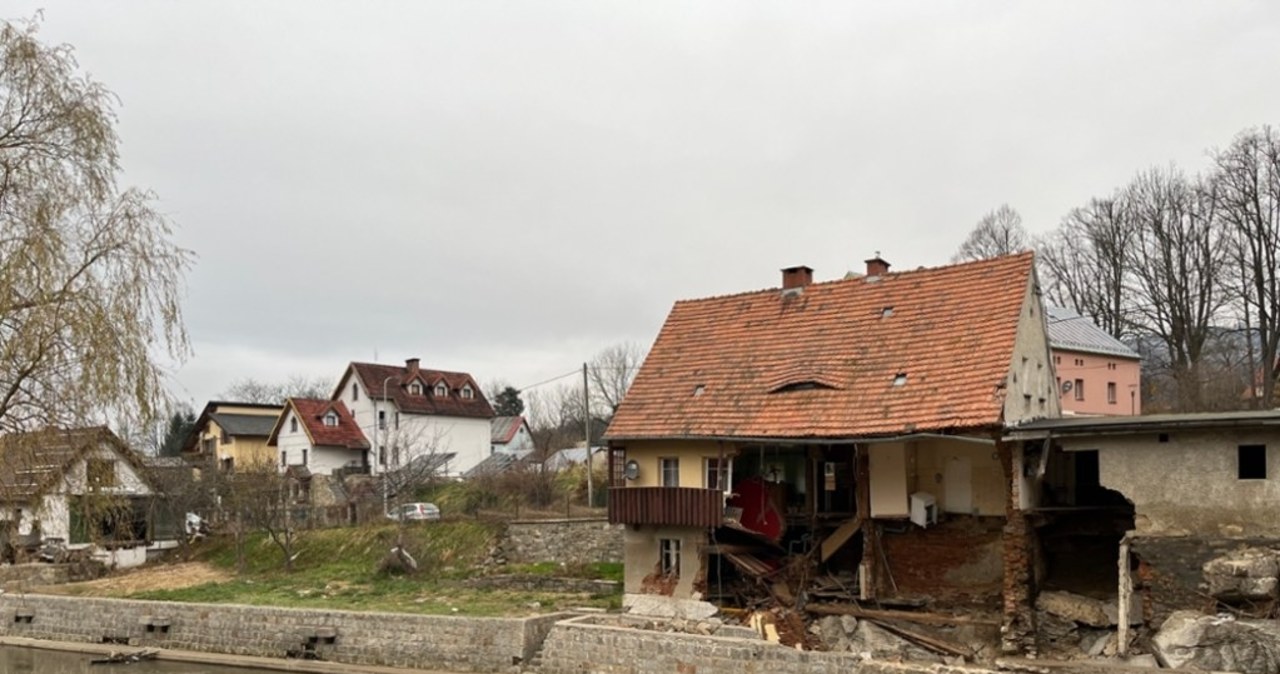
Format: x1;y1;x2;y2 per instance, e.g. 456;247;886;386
604;252;1059;618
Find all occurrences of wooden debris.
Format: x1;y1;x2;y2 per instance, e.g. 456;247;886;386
870;619;973;658
806;603;999;627
820;517;862;562
90;649;159;665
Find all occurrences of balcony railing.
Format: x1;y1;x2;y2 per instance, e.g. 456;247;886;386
607;486;724;528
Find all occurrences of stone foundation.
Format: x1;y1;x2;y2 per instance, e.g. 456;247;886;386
504;518;623;566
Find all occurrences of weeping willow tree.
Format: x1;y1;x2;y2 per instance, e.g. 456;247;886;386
0;18;190;434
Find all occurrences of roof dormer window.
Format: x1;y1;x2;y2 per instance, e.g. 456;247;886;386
461;384;474;399
409;382;422;396
323;411;338;427
892;373;908;387
434;382;448;397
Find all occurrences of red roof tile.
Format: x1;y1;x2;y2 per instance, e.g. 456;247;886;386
276;399;369;449
344;362;494;419
605;253;1037;440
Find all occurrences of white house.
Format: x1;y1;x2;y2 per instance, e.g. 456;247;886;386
331;359;494;477
491;416;535;454
267;398;370;476
0;426;171;568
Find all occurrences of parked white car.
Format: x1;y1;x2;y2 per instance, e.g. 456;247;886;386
387;502;441;522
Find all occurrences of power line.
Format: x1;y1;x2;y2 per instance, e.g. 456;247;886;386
516;368;580;392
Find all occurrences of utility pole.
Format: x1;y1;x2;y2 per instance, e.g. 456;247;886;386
583;362;592;508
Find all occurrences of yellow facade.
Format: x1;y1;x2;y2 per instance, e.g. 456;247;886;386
191;403;281;471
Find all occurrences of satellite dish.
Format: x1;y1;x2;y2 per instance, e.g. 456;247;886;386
623;460;640;481
1061;380;1074;393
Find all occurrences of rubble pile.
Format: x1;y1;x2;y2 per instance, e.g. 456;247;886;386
1153;610;1280;673
1204;547;1280;610
1034;590;1146;663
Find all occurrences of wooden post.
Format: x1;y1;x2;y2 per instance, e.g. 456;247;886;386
855;443;876;599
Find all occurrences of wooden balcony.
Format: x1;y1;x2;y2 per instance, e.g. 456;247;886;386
607;486;724;528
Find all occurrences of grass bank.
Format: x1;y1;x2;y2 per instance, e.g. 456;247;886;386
56;521;621;617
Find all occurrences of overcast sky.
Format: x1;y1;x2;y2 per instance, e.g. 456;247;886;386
11;2;1279;407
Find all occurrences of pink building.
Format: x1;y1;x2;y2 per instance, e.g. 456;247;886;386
1047;306;1141;416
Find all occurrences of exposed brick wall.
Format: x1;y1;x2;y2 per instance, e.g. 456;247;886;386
504;518;623;565
539;615;997;674
999;442;1035;655
0;594;565;671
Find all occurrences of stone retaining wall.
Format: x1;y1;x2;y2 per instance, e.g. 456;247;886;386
0;594;566;671
538;615;991;674
463;573;621;595
504;518;622;565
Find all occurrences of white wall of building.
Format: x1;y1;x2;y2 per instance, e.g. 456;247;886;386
340;372;491;477
274;407;366;475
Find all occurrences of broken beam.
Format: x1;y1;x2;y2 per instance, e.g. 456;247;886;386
806;604;1000;627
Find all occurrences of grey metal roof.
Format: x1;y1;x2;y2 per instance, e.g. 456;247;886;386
1006;409;1280;440
490;416;525;444
1045;306;1140;359
463;448;534;478
208;412;279;437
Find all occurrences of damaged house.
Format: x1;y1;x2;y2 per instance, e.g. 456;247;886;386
604;253;1059;628
1008;410;1280;662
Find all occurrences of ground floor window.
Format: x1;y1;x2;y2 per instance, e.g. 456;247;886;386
659;538;680;576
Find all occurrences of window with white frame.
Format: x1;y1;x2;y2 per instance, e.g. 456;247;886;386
352;383;359;401
660;457;679;487
435;382;448;397
289;417;298;433
323;412;338;427
410;382;422;395
378;410;387;429
461;385;474;399
659;538;680;576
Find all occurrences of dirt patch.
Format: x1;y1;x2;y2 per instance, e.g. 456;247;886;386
36;562;231;596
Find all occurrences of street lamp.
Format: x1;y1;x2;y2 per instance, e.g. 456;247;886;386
378;375;396;515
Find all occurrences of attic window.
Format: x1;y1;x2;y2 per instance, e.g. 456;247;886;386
892;373;908;387
772;381;834;393
461;385;474;399
290;418;298;433
881;306;894;318
323;412;338;427
409;382;422;396
435;383;448;397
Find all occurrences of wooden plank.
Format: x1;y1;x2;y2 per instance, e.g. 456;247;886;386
820;516;862;562
871;620;972;658
806;604;1000;627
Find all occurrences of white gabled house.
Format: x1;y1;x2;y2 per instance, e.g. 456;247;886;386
0;426;175;568
332;358;495;477
267;398;371;476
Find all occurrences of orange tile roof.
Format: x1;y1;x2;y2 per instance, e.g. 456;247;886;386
605;252;1037;441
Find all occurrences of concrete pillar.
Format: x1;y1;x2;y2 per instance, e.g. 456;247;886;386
1118;535;1132;656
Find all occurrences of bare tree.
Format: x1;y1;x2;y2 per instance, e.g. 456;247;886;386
0;18;190;434
588;342;646;418
1125;167;1230;411
1214;126;1280;407
1038;194;1138;339
952;204;1030;262
218;375;332;404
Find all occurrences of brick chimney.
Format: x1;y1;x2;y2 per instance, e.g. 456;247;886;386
781;266;814;290
405;357;420;372
865;255;891;278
